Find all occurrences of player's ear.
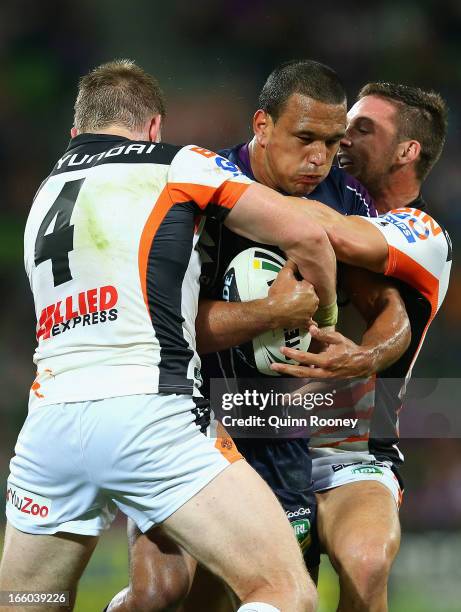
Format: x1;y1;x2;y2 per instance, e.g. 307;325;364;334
396;139;421;167
148;114;162;143
70;127;78;138
253;109;272;147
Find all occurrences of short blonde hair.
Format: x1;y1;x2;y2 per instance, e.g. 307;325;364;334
74;59;166;132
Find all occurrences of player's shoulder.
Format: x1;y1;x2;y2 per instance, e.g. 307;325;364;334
153;142;184;161
382;207;450;243
371;207;452;267
217;143;243;163
311;166;376;217
50;135;183;177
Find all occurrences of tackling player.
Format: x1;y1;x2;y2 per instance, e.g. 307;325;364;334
272;83;450;611
114;61;413;612
0;60;347;612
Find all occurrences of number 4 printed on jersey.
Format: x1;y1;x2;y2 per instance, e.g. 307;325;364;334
34;179;84;286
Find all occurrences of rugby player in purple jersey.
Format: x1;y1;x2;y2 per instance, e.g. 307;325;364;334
107;61;413;612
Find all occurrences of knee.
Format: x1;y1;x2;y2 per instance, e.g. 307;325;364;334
297;579;318;612
128;570;190;612
333;532;400;596
255;568;318;612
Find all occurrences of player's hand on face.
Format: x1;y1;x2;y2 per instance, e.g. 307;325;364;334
266;260;319;330
270;324;375;378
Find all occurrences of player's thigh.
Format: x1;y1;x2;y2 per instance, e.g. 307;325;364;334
0;521;98;610
317;481;401;563
127;519;196;594
238;438;320;573
162;459;308;599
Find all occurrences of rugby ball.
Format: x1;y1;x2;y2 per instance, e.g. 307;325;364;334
222;247;311;376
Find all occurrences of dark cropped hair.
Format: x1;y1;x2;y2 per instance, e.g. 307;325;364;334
258;60;346;121
358;82;448;180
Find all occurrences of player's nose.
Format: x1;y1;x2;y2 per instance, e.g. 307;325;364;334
308;143;327;166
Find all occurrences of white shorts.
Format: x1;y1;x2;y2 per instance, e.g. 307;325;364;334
6;394;241;536
311;450;402;506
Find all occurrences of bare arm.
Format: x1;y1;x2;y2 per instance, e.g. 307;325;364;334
286;197;389;273
196;262;319;354
270;267;411;379
225;183;337;308
344;266;411;372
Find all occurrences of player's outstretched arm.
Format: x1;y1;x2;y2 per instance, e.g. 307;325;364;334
287;197;389;273
225;183;337;311
196;262;318;355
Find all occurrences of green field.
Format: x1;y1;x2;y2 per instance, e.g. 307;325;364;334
74;528;461;611
1;527;460;610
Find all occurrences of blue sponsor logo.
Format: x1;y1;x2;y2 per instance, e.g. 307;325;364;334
215;156;243;177
382;213;416;243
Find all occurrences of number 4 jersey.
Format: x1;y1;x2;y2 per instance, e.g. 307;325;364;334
24;134;252;407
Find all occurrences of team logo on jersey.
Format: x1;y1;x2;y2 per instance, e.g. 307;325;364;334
36;285;119;340
220;437;234;451
291;519;311;551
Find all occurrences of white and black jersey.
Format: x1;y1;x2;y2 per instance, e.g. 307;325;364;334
25;135;252;407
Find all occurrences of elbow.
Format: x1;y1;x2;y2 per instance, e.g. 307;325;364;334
288;222;331;262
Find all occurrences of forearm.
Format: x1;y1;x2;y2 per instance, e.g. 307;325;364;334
225;184;337;307
287;197;388;273
196;298;276;355
283;231;337;309
345;265;412;373
360;293;411;372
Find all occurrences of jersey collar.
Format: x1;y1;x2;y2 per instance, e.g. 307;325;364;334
236;143;256;180
409;193;427;211
66;133;131;152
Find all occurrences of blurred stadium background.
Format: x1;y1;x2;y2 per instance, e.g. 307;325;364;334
0;1;460;610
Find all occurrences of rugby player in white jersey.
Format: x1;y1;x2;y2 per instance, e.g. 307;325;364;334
272;83;450;612
0;60;348;612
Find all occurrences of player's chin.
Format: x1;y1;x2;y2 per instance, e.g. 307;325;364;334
291;182;318;197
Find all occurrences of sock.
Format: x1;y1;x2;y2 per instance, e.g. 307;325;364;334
238;604;281;612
